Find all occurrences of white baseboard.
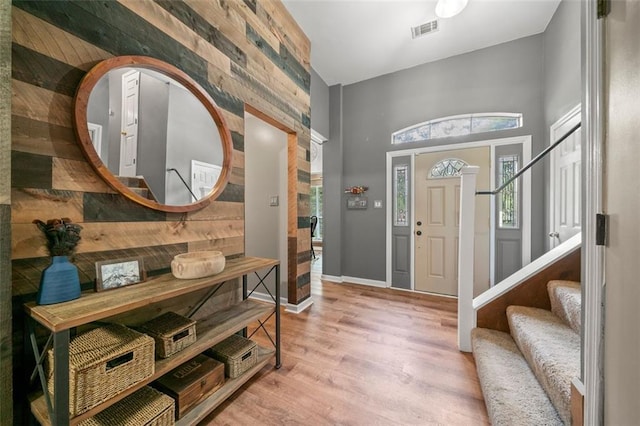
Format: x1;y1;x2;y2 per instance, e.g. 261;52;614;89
343;276;387;288
285;297;314;314
249;292;314;314
320;274;342;283
320;274;387;288
248;292;287;306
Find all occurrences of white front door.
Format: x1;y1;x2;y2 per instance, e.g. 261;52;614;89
550;106;581;248
414;147;491;296
414;175;460;295
119;70;140;177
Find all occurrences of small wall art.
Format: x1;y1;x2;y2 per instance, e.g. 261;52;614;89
345;185;369;209
95;257;146;292
347;196;368;209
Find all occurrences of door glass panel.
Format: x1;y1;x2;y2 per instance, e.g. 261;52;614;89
428;158;468;178
498;154;519;228
394;165;408;226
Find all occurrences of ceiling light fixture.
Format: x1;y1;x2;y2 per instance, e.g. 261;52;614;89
435;0;469;18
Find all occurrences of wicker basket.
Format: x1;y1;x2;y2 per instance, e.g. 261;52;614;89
79;386;175;426
47;324;155;416
207;334;257;378
140;312;197;358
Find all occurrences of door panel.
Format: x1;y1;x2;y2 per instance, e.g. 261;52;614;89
391;157;412;289
496;238;521;283
393;235;410;275
427;186;446;226
428;236;446;278
119;70;139;177
550;109;581;248
494;144;523;282
414;146;490;296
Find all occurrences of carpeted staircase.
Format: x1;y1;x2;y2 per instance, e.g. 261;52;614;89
472;280;581;425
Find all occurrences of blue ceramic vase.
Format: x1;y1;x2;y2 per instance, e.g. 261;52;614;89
36;256;81;305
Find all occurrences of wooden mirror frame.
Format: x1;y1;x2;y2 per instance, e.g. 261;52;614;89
73;55;233;213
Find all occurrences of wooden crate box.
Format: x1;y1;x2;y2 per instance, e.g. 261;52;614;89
153;354;225;419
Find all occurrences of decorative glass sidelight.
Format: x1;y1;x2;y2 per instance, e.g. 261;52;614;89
498;154;519;228
392;113;523;144
393;165;408;226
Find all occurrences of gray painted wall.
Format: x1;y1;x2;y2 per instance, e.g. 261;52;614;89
138;74;169;203
106;68;128;173
245;113;288;299
166;83;221;205
322;85;344;277
325;34;546;281
543;0;581;240
544;0;581;135
86;77;110;161
311;67;330;139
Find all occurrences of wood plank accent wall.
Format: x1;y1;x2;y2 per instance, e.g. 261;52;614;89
1;0;13;423
8;1;311;421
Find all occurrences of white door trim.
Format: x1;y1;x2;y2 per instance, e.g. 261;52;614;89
549;104;581;250
386;135;532;289
119;70;140;177
583;1;605;423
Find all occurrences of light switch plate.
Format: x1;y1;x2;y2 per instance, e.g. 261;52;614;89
374;200;383;208
270;195;279;206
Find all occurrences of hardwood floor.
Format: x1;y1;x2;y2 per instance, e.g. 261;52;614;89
201;255;489;425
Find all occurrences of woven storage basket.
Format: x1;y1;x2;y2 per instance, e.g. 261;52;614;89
207;334;257;378
139;312;197;358
79;386;175;426
47;324;155;417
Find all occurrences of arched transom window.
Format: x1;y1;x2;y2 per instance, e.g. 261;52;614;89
429;158;468;178
392;113;523;144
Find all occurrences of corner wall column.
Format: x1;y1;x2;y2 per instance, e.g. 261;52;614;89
0;1;12;424
458;166;479;352
322;85;344;278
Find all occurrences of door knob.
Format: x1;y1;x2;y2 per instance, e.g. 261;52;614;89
416;230;422;236
416;221;422;226
121;131;127;136
549;231;559;238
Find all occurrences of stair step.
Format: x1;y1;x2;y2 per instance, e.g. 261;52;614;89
129;187;150;198
507;306;580;425
471;328;562;426
548;280;581;334
116;175;145;187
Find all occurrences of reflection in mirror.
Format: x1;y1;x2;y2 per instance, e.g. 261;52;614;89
87;68;223;206
74;56;232;213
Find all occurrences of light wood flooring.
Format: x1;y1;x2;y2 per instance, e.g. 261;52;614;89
201;255;489;425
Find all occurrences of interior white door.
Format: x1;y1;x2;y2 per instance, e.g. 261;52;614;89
119;70;140;177
414;147;491;296
550;108;581;248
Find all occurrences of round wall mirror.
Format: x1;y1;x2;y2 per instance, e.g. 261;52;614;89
74;56;233;212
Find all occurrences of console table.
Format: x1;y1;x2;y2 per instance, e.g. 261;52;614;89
25;256;281;425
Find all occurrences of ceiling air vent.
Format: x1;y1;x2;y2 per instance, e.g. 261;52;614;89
411;19;439;39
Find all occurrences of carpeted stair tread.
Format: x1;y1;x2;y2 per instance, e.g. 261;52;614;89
471;328;563;426
548;280;581;334
507;306;580;425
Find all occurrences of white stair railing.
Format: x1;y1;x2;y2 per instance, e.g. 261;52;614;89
458;166;479;352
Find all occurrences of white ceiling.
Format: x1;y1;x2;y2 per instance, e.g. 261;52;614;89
282;0;562;86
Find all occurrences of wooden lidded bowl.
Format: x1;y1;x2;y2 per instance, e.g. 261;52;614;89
171;251;226;279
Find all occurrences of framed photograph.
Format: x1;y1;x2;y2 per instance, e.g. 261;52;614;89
95;257;146;292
